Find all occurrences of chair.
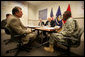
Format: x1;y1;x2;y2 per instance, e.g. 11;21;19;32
56;20;84;56
3;27;16;45
3;27;31;56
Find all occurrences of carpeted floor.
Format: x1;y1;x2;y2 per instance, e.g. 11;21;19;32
1;29;79;56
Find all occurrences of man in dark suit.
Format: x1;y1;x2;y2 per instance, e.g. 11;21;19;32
45;17;55;27
51;20;56;27
38;18;44;26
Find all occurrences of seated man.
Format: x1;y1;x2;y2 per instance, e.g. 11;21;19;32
44;11;76;52
6;6;36;44
38;18;45;36
1;14;11;29
45;17;56;27
38;18;44;26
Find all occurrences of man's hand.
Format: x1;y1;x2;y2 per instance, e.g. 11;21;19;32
26;28;32;34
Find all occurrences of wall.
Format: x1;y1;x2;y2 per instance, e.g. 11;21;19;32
28;4;38;26
1;1;29;26
36;1;84;19
29;1;84;27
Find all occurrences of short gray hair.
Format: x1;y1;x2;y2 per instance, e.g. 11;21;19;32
12;6;22;15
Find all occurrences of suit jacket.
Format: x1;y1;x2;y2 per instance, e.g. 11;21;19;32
45;20;55;27
45;21;49;26
51;20;56;27
6;15;29;35
38;22;44;26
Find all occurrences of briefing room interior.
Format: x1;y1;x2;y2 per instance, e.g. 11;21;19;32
1;1;84;56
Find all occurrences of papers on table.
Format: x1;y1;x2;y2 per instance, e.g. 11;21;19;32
43;26;55;29
25;25;40;28
43;26;60;29
29;26;40;27
25;25;60;30
54;26;60;29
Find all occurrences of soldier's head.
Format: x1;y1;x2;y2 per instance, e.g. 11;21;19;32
63;11;71;21
6;14;11;19
12;6;23;18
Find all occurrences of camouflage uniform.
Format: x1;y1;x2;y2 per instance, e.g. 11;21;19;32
49;18;76;45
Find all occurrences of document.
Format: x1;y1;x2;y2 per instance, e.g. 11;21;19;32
54;26;60;29
25;25;40;28
43;26;55;29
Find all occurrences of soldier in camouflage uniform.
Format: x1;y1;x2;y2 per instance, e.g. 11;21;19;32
44;11;76;52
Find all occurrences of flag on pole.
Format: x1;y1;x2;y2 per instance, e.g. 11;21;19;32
67;4;71;12
62;4;72;24
56;6;61;18
67;4;72;17
55;6;62;27
50;8;54;20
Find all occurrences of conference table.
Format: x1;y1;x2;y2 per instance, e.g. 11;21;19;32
26;26;60;32
26;25;61;46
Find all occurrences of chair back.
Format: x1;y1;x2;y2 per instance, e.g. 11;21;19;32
77;28;84;45
74;20;79;32
71;20;84;47
5;26;16;40
4;27;12;35
5;26;27;42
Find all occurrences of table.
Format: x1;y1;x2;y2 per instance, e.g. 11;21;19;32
26;26;60;32
26;26;61;44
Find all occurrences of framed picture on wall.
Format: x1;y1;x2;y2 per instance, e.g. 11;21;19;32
39;9;47;20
